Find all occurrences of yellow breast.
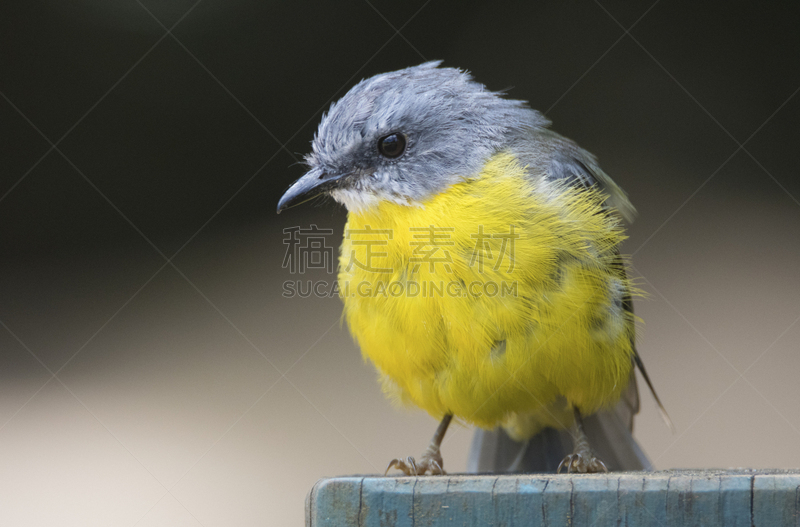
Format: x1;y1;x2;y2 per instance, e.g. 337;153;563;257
338;152;635;435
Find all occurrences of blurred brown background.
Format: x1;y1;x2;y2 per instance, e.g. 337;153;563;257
2;0;799;525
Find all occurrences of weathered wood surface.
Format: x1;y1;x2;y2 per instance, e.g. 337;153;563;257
306;470;800;526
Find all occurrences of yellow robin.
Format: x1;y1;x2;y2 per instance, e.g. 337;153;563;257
278;62;670;475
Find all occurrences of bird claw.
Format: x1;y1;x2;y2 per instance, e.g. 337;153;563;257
557;452;608;474
385;450;445;476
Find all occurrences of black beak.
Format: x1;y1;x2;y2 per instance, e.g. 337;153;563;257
276;168;347;214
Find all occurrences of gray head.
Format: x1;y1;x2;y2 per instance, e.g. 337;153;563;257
277;61;549;213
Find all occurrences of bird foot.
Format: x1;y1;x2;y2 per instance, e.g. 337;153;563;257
386;447;445;476
557;452;608;474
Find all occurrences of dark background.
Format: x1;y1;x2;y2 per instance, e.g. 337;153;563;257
2;1;799;525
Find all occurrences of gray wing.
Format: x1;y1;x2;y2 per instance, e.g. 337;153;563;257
467;135;652;473
512;129;637;222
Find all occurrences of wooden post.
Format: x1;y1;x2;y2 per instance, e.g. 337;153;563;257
306;470;800;526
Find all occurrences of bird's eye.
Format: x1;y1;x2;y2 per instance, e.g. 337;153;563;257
377;133;407;159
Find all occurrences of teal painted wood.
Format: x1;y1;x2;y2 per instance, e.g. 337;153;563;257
306;470;800;526
753;473;800;526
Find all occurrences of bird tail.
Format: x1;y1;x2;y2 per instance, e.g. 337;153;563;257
633;351;675;433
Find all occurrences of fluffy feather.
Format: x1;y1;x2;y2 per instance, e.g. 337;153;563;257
339;152;635;436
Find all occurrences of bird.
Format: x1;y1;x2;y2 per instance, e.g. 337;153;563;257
277;61;670;475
